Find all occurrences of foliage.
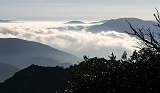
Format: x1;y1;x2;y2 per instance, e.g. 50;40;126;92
65;49;160;93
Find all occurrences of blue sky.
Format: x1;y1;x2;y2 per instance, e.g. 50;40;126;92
0;0;160;20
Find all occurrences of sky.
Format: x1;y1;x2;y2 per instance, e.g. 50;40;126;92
0;0;160;21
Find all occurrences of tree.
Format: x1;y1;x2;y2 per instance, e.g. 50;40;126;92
109;52;116;61
121;51;127;61
130;50;138;61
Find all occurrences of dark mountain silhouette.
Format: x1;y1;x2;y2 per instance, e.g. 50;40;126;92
0;62;19;82
65;21;85;24
0;65;71;93
0;38;80;69
87;18;156;33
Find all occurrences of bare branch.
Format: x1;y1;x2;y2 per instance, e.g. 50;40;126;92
125;20;160;52
154;8;160;23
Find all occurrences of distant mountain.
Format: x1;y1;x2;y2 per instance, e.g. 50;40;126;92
65;21;85;24
0;62;19;82
0;38;80;69
48;26;85;31
0;65;71;93
89;20;108;24
0;19;12;23
87;18;157;33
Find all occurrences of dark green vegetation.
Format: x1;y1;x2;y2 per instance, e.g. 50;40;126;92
66;49;160;93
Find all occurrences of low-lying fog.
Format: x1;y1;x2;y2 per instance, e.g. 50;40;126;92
0;21;138;58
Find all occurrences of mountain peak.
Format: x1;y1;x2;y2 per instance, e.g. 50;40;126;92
65;21;85;24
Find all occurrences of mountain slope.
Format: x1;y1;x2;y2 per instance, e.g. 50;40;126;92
87;18;156;33
0;38;80;68
0;62;19;82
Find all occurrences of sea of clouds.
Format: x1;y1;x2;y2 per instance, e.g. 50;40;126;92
0;21;139;58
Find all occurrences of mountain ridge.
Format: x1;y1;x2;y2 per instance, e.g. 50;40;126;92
0;38;80;69
87;18;156;33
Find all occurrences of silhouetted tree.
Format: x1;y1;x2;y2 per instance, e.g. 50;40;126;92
121;51;127;61
109;52;116;61
83;55;89;62
130;50;138;62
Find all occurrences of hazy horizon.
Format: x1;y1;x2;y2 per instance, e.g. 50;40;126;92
0;0;160;21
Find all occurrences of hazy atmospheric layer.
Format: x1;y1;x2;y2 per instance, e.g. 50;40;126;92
0;21;138;58
0;0;160;20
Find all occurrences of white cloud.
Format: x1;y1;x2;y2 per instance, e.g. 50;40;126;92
0;23;139;58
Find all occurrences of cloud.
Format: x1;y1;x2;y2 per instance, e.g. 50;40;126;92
0;24;139;58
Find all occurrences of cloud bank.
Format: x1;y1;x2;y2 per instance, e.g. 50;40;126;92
0;23;139;58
